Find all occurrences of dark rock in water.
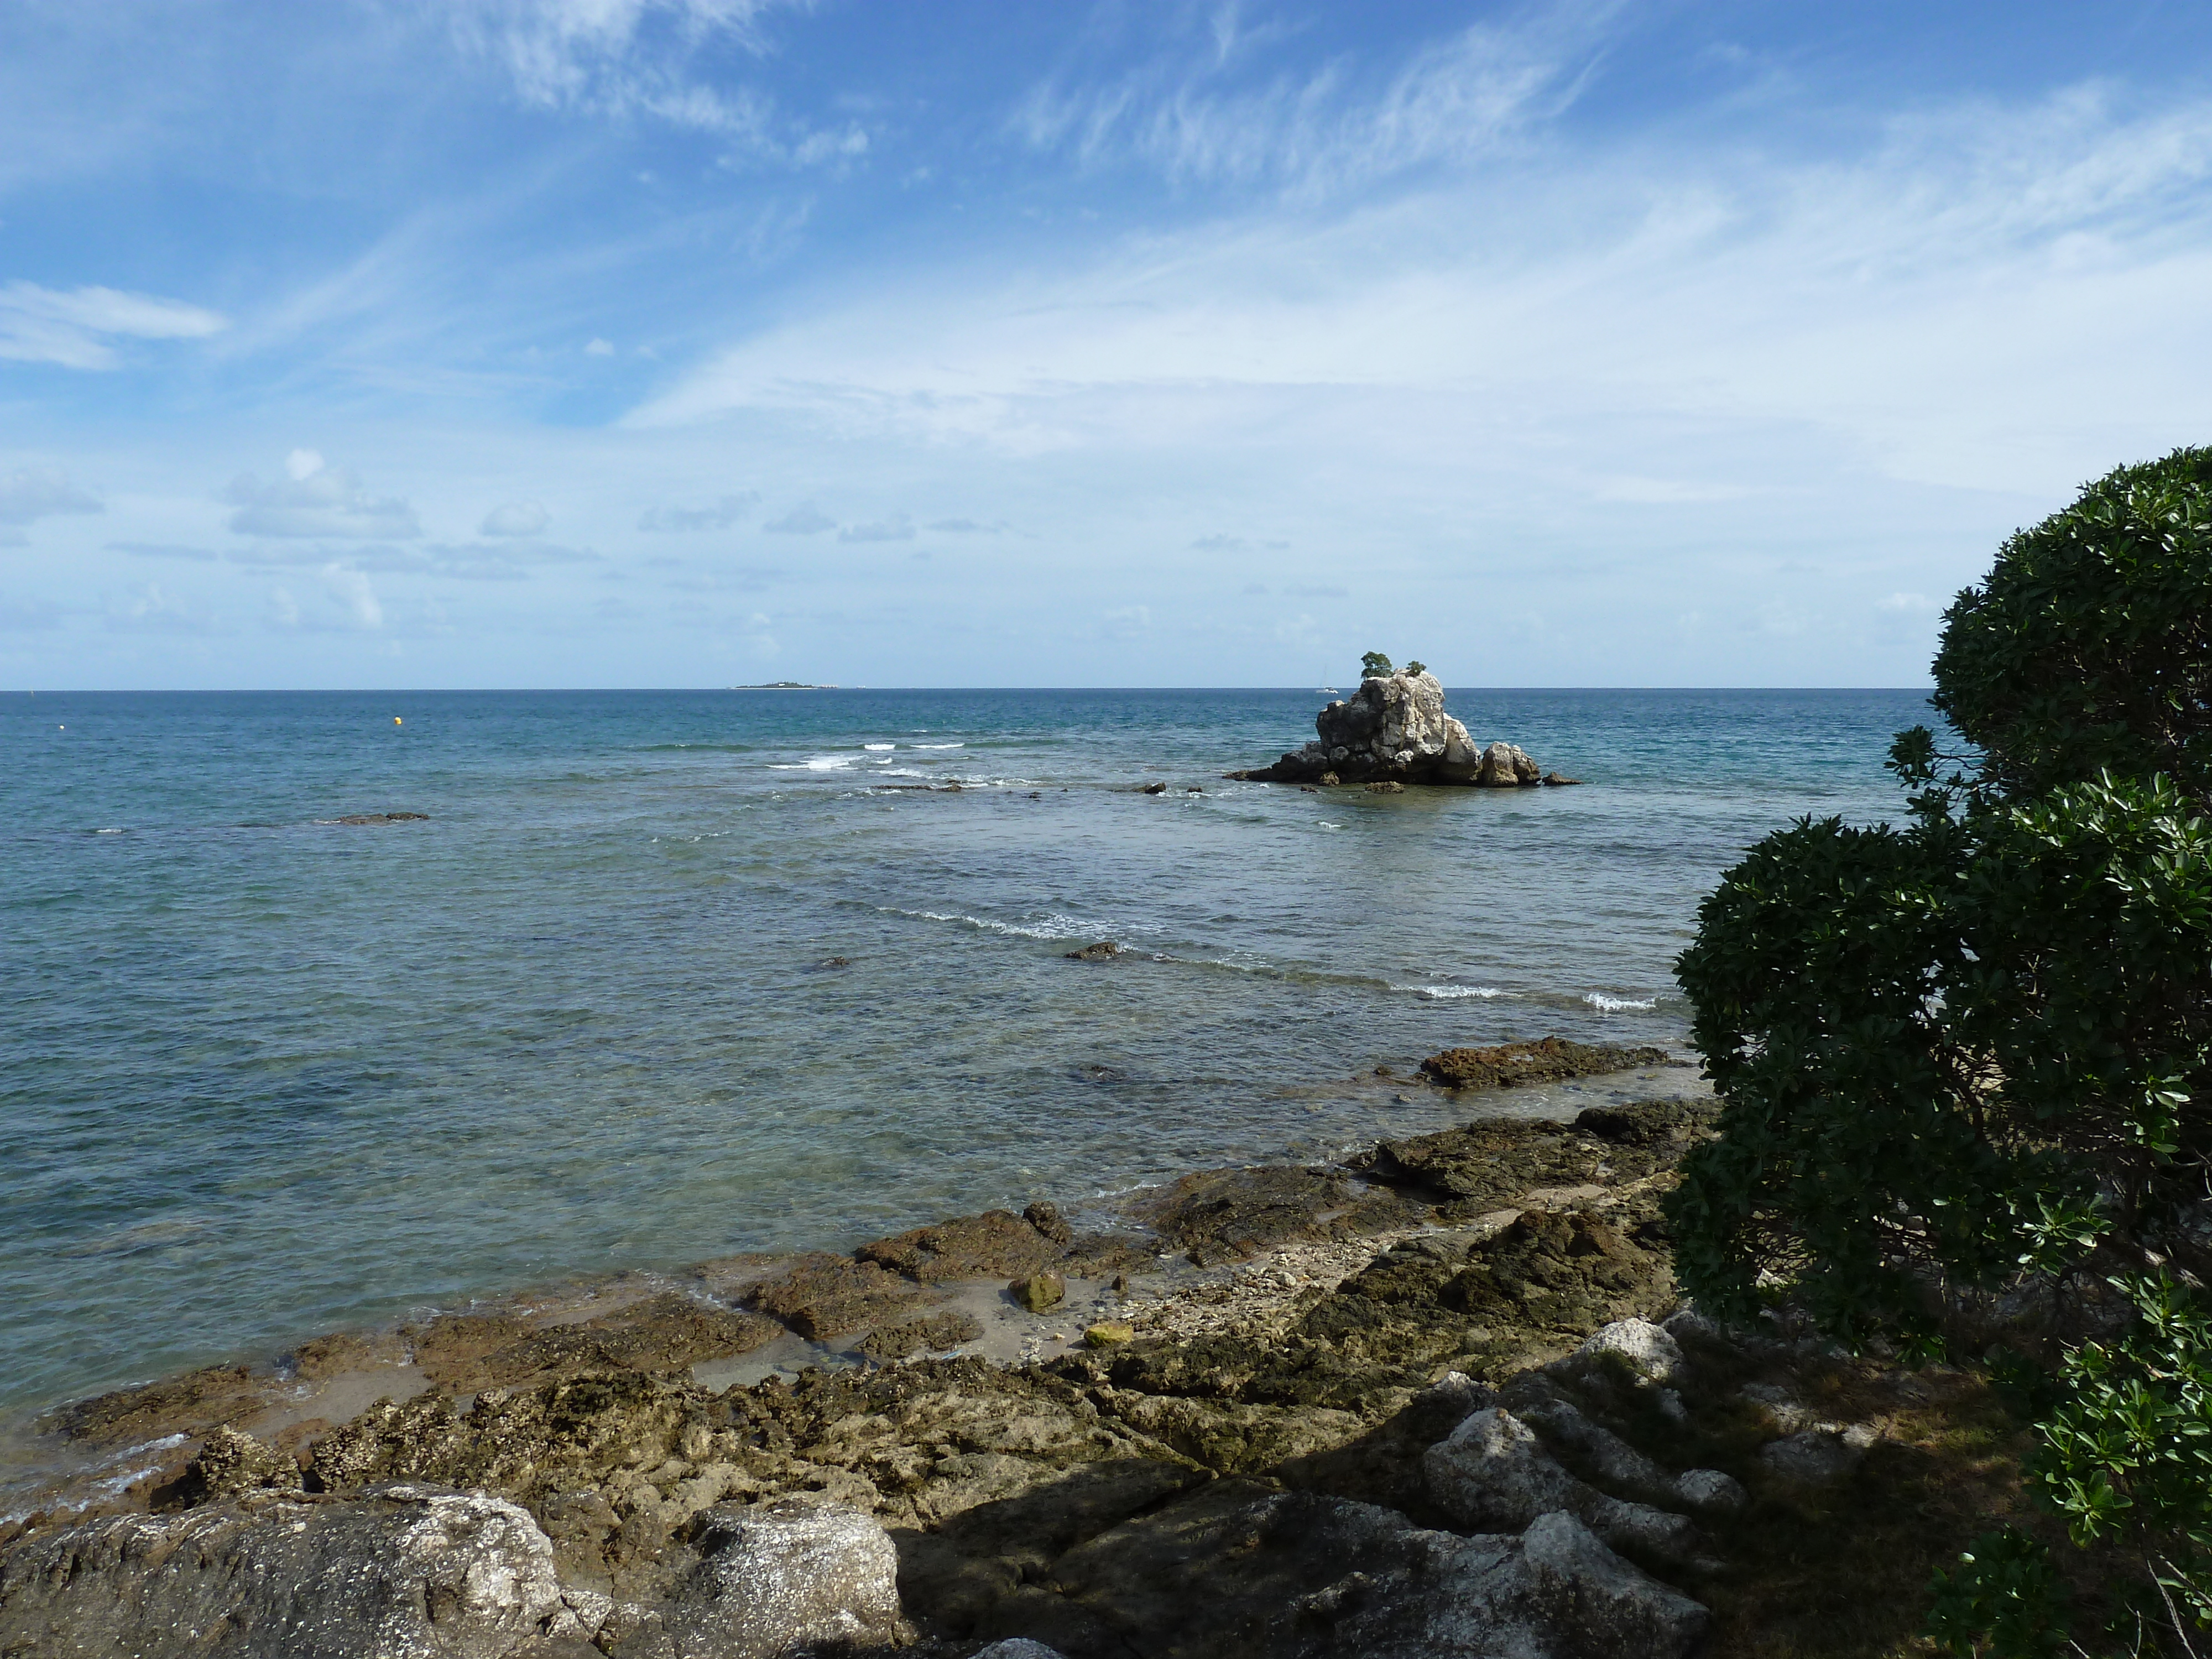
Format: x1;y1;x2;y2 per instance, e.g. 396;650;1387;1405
1318;770;1340;786
1130;1166;1431;1266
331;812;430;825
1024;1201;1074;1245
0;1485;576;1658
814;956;851;969
43;1361;269;1445
745;1254;943;1340
1364;780;1405;794
859;1311;985;1361
1139;781;1168;794
1541;773;1582;786
1064;941;1120;961
1010;1272;1067;1313
1417;1036;1676;1091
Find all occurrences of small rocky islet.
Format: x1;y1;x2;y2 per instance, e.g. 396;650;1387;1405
0;1036;2012;1659
1230;668;1579;789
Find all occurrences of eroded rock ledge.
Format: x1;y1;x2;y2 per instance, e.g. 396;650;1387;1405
1;1067;1924;1659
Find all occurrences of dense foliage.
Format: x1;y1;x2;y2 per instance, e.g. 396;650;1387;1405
1664;447;2212;1651
1361;650;1394;677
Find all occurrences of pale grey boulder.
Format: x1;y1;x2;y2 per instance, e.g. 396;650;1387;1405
1572;1318;1688;1388
0;1484;575;1658
615;1498;905;1658
1508;1391;1746;1516
968;1642;1069;1658
1423;1407;1703;1564
1520;1511;1712;1656
1759;1428;1867;1487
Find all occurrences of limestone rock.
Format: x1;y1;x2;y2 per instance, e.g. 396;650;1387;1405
616;1499;905;1659
0;1484;568;1658
1422;1407;1703;1563
1758;1428;1865;1486
1245;670;1554;787
178;1425;302;1503
1010;1272;1066;1313
1063;941;1120;961
858;1311;984;1361
970;1643;1069;1659
747;1254;943;1340
1519;1510;1712;1655
1572;1318;1688;1388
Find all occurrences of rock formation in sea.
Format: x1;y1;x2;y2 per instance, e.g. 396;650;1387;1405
1230;668;1576;787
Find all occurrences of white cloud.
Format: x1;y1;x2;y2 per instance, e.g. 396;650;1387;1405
639;492;757;530
1879;591;1942;612
323;563;384;628
450;0;864;162
481;500;551;536
0;465;102;524
837;515;912;542
0;281;226;370
226;460;421;539
1012;4;1613;197
763;502;835;534
628;84;2212;499
585;337;615;356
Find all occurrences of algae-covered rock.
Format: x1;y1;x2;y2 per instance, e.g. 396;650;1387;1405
747;1253;943;1340
859;1311;984;1361
1417;1036;1676;1092
176;1425;301;1504
1010;1272;1066;1313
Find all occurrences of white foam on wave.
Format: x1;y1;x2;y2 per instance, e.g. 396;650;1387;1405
901;906;1094;941
863;743;896;751
878;768;928;778
912;742;964;749
1397;983;1510;1000
1583;992;1658;1012
94;827;127;834
768;755;857;771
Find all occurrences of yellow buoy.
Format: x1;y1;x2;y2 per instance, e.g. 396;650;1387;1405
394;717;403;725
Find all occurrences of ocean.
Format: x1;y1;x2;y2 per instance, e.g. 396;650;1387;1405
1;686;1931;1421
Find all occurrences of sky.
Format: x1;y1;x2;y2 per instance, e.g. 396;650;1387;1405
4;0;2211;690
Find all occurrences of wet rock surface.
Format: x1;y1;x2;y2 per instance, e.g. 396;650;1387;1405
1414;1036;1679;1093
8;1083;1934;1659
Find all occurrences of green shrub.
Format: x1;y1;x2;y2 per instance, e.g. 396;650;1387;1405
1361;650;1394;678
1666;447;2212;1652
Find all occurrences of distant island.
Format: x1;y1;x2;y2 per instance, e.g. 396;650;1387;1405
729;682;836;690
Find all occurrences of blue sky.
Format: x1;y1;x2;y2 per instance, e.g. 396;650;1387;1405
4;0;2210;688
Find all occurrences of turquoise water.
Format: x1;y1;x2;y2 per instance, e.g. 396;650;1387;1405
1;687;1931;1416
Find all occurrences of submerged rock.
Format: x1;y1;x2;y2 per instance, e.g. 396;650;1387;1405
1063;941;1120;961
746;1254;945;1341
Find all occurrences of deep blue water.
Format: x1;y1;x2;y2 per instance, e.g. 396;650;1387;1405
0;687;1933;1416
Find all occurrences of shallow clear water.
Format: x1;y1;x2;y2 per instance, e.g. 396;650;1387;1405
0;687;1931;1415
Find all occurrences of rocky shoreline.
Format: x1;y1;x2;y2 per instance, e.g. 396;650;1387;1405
0;1040;2023;1657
